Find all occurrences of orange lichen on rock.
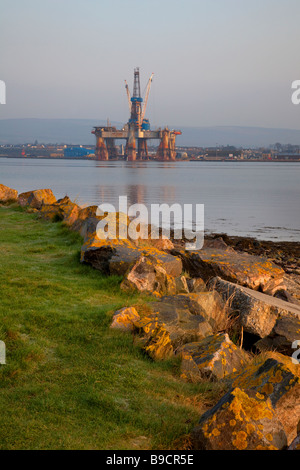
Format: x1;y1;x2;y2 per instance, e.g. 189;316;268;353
0;183;18;202
191;387;287;450
110;307;140;332
228;352;300;445
177;333;248;382
18;188;57;209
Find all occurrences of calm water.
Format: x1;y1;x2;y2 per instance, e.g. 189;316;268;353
1;157;299;241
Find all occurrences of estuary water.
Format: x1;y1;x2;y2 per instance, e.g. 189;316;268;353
0;157;299;242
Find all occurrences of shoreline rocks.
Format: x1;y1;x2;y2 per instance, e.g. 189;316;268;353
177;333;248;382
228;353;300;445
210;276;300;338
1;184;300;451
18;188;56;209
172;247;285;294
191;387;287;450
0;184;18;203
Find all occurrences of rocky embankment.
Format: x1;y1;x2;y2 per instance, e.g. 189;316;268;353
1;183;300;451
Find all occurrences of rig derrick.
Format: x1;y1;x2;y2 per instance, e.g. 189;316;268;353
92;68;181;161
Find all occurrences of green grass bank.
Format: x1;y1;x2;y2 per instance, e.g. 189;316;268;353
0;205;223;450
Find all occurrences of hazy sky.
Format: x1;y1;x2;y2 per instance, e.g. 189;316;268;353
1;0;300;129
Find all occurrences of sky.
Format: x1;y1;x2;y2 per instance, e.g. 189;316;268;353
0;0;300;129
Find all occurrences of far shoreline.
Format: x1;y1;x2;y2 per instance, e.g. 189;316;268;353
1;155;300;163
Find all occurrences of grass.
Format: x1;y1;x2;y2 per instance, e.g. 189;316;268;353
0;205;224;450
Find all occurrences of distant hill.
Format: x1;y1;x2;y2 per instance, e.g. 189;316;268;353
0;119;112;145
1;118;300;147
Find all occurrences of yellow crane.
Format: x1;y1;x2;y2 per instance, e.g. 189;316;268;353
124;80;132;113
141;73;154;125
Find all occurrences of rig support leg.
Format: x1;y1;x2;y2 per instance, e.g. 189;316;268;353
126;125;137;161
137;138;149;160
95;135;109;161
156;128;170;160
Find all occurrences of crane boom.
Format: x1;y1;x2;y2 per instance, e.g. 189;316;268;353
124;80;132;113
141;73;154;124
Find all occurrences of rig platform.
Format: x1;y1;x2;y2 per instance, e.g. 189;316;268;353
92;68;181;161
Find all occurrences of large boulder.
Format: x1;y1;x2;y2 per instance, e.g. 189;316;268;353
150;293;208;317
110;307;140;332
56;196;80;225
230;353;300;445
192;387;287;450
150;236;174;251
140;247;182;278
203;237;235;252
120;255;188;297
189;290;226;331
120;255;178;297
175;275;189;294
71;206;101;235
80;212;138;274
283;273;300;304
77;205;99;220
255;316;300;356
72;217;100;241
39;203;61;221
81;231;183;278
187;278;207;293
177;333;248;382
172;247;285;294
81;236;139;275
18;188;56;209
147;292;226;331
39;196;80;225
0;184;18;202
134;298;213;360
211;277;300;338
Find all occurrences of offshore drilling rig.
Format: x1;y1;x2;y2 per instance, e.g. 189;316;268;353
92;68;182;161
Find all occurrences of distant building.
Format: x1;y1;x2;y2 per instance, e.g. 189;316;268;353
64;147;95;158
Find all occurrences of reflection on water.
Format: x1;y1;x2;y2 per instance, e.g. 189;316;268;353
0;158;299;241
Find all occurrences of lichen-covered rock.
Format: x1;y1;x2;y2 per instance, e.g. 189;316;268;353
255;316;300;356
80;214;138;274
120;255;176;297
192;387;287;450
120;256;188;297
39;196;80;225
175;275;189;294
149;293;206;317
77;205;99;221
284;273;300;304
230;353;300;445
211;277;300;338
203;237;235;252
190;290;226;331
146;291;226;330
150;236;174;251
81;236;139;275
55;196;80;225
187;278;207;293
18;188;56;209
134;300;213;360
39;203;61;221
72;217;100;240
71;206;102;235
141;246;182;278
0;183;18;202
110;307;140;332
178;333;248;382
172;247;285;294
81;230;182;278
